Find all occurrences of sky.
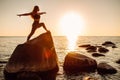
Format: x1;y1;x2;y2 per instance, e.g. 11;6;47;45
0;0;120;36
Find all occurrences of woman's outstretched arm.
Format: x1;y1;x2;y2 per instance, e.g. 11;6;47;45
38;12;46;15
17;12;32;17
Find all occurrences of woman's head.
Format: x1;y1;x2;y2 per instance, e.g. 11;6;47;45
33;5;39;12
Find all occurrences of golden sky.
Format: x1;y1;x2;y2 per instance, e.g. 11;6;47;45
0;0;120;36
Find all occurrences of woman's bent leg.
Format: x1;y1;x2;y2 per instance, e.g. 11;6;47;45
39;23;48;31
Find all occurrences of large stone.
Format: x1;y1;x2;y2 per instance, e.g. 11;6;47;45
63;52;97;74
4;31;59;80
97;63;117;74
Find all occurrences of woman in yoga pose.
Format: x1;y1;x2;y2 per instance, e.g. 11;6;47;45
17;5;48;41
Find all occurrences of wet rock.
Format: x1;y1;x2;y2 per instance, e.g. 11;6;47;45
79;44;91;48
86;46;97;52
97;63;117;74
112;45;117;48
98;47;109;53
63;52;97;74
102;41;116;47
92;53;105;57
116;59;120;64
4;31;59;80
0;60;7;64
0;64;4;67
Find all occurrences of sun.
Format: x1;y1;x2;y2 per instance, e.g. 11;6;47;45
59;12;85;50
60;12;85;36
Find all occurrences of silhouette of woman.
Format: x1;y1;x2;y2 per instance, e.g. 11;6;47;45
17;5;48;42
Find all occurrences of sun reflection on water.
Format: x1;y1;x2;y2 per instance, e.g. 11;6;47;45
67;35;78;51
59;12;85;52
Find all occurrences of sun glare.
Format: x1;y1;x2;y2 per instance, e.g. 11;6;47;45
60;12;85;50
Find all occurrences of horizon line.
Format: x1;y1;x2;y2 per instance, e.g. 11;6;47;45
0;35;120;37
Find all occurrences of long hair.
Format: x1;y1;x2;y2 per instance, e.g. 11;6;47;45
32;5;39;12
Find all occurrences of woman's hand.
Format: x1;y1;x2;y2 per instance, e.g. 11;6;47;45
43;12;46;14
17;14;22;17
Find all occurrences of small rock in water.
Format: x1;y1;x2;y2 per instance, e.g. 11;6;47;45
92;53;105;57
86;46;97;53
116;59;120;64
112;45;117;48
98;47;109;53
102;41;116;47
0;60;7;64
79;44;91;48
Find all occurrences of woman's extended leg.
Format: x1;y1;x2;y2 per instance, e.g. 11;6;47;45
27;27;36;42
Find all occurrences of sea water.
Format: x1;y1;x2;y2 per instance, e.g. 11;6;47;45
0;36;120;80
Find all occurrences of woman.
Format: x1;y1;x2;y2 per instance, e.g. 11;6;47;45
17;5;48;42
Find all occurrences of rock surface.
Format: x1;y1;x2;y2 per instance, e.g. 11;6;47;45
63;52;97;74
4;31;58;80
97;63;117;74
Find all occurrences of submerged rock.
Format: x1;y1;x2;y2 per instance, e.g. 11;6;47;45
63;52;97;74
97;63;117;74
4;31;58;80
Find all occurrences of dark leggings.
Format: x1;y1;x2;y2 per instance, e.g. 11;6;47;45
27;22;48;41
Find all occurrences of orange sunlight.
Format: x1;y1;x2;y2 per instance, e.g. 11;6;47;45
59;12;85;50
